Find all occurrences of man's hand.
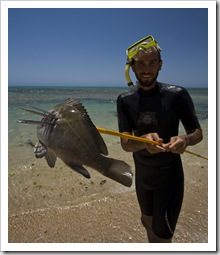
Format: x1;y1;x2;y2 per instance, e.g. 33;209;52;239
163;135;189;154
141;133;166;154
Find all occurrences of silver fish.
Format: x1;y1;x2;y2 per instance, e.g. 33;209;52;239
18;97;133;187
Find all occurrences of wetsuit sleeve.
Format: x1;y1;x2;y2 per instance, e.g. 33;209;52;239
117;94;133;133
176;88;201;131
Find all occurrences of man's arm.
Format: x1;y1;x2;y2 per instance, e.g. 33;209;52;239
121;128;203;154
163;128;203;154
120;132;166;154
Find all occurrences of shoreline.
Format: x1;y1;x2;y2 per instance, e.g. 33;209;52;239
8;142;208;243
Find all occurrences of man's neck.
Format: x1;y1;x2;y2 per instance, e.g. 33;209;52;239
139;81;157;91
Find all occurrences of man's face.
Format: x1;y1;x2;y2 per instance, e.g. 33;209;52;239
132;47;162;90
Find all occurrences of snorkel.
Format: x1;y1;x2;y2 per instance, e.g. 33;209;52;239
125;35;162;91
125;59;135;90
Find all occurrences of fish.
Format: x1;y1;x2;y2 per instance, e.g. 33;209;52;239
18;97;133;187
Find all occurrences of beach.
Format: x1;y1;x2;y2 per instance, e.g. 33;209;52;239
7;86;208;246
8;142;208;244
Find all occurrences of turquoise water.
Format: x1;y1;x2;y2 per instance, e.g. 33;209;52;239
8;86;208;168
7;86;209;244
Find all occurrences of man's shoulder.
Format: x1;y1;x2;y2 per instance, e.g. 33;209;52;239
158;82;190;98
118;89;137;99
118;83;189;99
158;82;186;94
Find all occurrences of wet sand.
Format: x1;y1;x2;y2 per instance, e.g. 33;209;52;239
8;142;208;244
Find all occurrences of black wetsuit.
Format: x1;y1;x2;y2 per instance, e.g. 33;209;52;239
117;82;201;239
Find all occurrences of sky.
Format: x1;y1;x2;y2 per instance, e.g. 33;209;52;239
1;2;218;252
7;4;210;88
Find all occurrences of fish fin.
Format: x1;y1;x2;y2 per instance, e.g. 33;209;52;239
63;97;108;155
45;149;57;168
92;128;108;156
102;158;133;187
64;161;91;179
34;142;57;168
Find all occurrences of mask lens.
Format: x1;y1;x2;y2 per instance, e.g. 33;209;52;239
126;35;161;60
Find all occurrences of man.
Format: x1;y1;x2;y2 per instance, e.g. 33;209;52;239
117;35;203;243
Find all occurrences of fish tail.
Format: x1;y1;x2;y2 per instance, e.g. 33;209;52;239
104;158;133;187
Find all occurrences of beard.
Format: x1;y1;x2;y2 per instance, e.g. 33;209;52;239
135;70;159;88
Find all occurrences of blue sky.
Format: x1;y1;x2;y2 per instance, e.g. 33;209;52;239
8;7;208;88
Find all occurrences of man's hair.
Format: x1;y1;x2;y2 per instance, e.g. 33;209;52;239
130;45;161;66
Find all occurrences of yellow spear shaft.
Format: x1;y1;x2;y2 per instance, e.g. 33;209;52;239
97;127;208;161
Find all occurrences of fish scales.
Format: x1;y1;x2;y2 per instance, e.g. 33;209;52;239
18;97;133;187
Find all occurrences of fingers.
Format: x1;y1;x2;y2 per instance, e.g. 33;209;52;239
165;136;187;154
141;133;163;144
150;133;163;144
141;133;165;154
140;134;188;155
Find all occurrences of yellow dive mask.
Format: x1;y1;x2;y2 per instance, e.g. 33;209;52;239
125;35;162;90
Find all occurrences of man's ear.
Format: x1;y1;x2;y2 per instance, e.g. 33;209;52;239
131;64;135;72
159;60;163;70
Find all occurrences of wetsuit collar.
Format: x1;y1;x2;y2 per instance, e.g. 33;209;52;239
138;82;160;96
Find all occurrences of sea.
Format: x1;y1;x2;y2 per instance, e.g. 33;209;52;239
6;85;209;243
8;85;208;169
